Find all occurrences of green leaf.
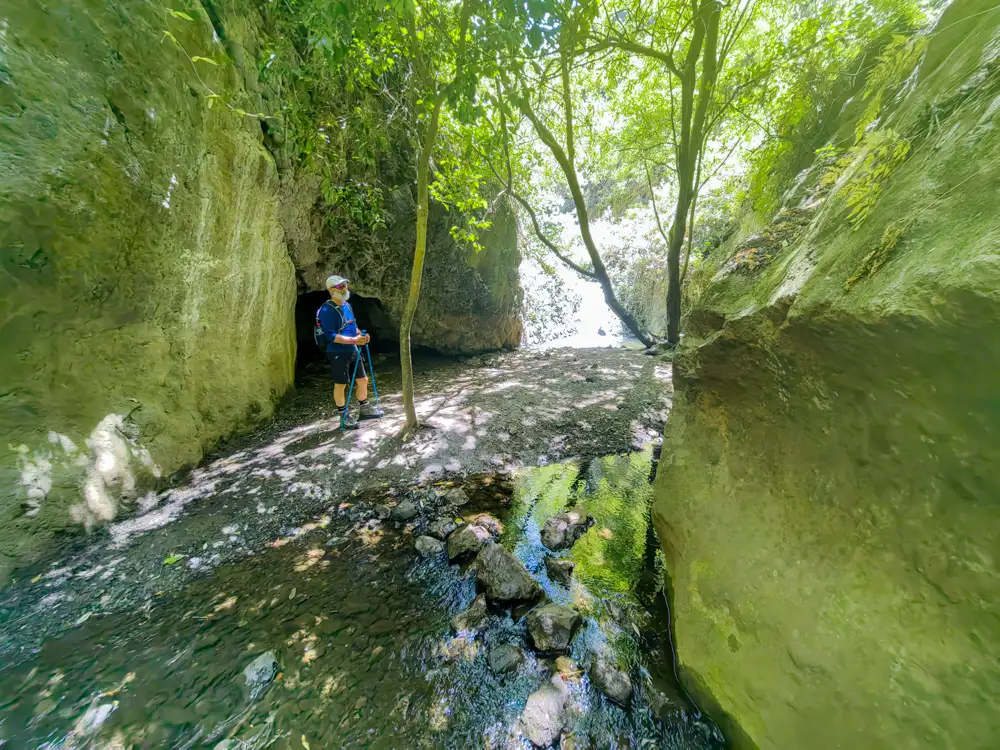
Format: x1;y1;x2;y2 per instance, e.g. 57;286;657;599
191;56;218;65
167;9;195;21
163;554;186;565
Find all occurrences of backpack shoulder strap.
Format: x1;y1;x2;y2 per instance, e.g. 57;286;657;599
317;301;347;333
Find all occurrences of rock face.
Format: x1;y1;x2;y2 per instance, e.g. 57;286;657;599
541;511;595;550
520;675;570;747
487;643;525;675
0;0;523;581
544;557;575;586
0;0;296;579
653;5;1000;748
526;604;580;653
475;543;542;602
447;524;492;560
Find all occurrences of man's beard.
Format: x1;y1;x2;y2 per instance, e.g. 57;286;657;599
333;289;350;303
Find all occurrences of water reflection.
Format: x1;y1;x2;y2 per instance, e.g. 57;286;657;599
0;453;721;749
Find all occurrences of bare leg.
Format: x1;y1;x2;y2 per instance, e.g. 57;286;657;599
356;377;369;402
334;383;347;408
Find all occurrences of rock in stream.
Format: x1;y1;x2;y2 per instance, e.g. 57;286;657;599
447;524;492;560
451;594;490;633
428;516;458;540
541;510;594;550
475;543;542;602
544;557;575;586
243;651;279;687
526;603;580;653
520;675;570;747
589;653;633;706
487;643;525;675
415;535;445;556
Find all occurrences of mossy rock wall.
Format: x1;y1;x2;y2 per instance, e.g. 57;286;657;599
653;2;1000;747
0;0;524;582
0;0;297;579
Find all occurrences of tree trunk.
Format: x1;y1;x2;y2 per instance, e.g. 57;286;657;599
665;0;720;346
399;99;442;432
516;80;655;347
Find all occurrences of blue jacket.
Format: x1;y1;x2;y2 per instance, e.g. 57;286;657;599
317;301;359;353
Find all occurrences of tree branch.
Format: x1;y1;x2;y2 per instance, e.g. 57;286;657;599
645;162;671;249
480;146;598;281
585;38;681;77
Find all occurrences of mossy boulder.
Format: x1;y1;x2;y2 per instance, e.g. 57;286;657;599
653;3;1000;747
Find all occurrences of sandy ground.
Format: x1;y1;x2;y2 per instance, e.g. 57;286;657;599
0;347;671;659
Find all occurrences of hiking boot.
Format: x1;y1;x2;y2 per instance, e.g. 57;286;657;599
359;401;383;420
340;412;360;430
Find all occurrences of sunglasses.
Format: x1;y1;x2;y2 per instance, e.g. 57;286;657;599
333;283;349;290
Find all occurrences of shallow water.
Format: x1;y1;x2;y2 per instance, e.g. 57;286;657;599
0;449;722;749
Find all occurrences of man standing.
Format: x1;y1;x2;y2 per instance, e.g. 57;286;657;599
317;275;382;428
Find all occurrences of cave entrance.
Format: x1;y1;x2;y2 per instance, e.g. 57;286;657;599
294;290;399;371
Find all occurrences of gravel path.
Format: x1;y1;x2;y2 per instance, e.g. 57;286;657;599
0;347;672;660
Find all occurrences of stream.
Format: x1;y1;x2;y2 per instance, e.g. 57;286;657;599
0;447;723;749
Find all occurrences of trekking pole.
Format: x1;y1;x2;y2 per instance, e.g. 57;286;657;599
363;342;382;413
341;347;362;428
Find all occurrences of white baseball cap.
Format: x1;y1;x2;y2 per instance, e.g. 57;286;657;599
325;275;349;289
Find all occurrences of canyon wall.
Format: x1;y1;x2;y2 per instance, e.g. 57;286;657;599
0;0;521;581
653;1;1000;747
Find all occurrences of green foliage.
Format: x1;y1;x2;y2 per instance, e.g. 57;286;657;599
256;0;404;229
824;128;910;228
845;221;905;289
322;181;388;230
743;0;926;217
855;34;929;142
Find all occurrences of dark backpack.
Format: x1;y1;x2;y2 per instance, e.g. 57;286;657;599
314;301;345;350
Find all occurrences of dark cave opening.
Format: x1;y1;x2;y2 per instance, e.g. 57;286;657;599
294;290;399;370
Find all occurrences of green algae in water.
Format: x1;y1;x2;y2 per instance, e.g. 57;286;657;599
0;457;722;749
571;450;656;596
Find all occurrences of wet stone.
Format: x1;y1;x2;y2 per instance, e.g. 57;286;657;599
541;510;595;551
243;651;279;687
554;656;580;680
526;604;580;653
464;512;503;538
451;594;489;633
415;536;444;557
390;500;418;522
73;701;117;736
447;524;491;560
589;654;632;706
521;675;570;747
476;543;542;602
487;643;525;675
428;516;457;540
375;505;391;520
437;487;470;507
544;557;575;586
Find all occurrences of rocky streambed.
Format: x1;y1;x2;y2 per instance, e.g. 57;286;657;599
0;447;722;748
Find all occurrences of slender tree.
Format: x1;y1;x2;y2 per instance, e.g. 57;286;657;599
398;0;476;433
486;7;656;346
592;0;759;345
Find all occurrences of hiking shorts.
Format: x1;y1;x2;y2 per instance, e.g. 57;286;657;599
326;348;367;385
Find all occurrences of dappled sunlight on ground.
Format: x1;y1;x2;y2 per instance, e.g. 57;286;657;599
1;348;672;660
